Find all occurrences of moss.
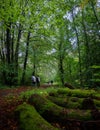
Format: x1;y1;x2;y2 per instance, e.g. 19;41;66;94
67;109;92;121
94;99;100;107
56;88;99;99
47;96;68;108
48;91;58;97
48;93;100;110
15;103;58;130
28;94;93;121
28;94;68;122
57;88;72;96
47;96;83;109
66;101;81;109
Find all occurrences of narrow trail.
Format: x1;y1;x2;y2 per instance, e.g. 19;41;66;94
0;86;33;98
0;84;52;98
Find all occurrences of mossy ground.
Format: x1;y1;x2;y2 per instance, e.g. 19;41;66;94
0;86;100;130
47;88;100;110
28;93;93;122
15;103;58;130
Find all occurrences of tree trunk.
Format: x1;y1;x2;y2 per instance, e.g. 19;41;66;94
71;9;83;87
81;10;92;87
90;0;100;26
6;24;11;64
58;41;65;85
21;31;30;84
14;24;22;84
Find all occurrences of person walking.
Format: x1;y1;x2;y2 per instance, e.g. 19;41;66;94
31;73;36;87
36;75;40;87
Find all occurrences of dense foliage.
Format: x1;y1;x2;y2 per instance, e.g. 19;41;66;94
0;0;100;88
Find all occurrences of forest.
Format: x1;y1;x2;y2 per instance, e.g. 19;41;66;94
0;0;100;87
0;0;100;130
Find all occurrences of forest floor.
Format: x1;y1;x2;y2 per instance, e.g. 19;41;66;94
0;86;32;130
0;85;52;130
0;86;100;130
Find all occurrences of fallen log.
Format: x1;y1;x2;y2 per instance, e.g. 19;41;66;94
28;94;92;123
64;82;74;89
47;96;82;109
47;95;68;108
14;103;59;130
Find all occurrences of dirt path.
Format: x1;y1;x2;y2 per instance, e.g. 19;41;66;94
0;86;33;97
0;84;53;98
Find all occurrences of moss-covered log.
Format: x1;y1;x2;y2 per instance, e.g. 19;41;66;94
55;88;100;99
28;94;92;123
47;96;100;110
48;93;100;110
14;103;59;130
47;96;68;107
47;96;82;109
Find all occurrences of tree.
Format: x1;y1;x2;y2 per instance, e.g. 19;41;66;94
0;0;99;87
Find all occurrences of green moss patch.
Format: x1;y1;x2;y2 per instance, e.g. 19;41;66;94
47;96;68;108
56;88;99;99
28;94;67;122
47;96;84;109
28;94;92;121
15;103;58;130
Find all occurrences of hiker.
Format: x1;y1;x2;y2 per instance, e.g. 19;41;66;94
48;80;53;85
36;75;40;87
31;73;36;87
51;80;53;85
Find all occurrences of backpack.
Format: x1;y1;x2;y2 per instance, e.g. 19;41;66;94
36;77;40;83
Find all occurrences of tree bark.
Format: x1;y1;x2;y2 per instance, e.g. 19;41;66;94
81;10;92;87
6;23;11;64
71;8;83;87
58;41;65;85
21;30;30;84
